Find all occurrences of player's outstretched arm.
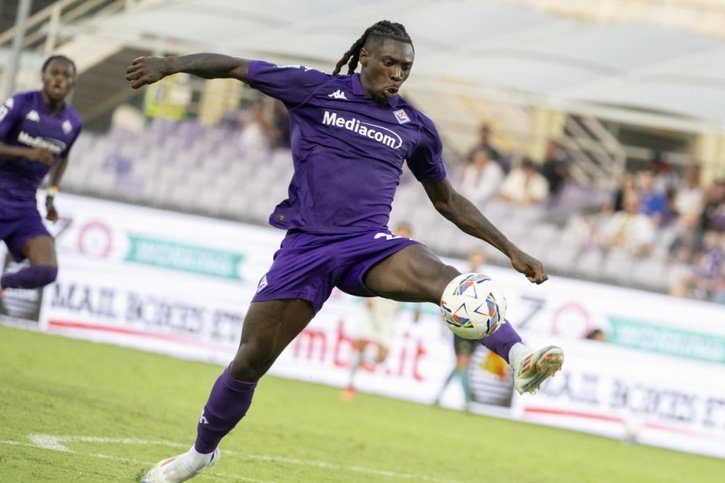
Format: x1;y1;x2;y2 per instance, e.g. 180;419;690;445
126;54;251;89
0;143;54;164
422;177;548;284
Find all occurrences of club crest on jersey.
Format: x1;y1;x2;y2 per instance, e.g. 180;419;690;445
393;109;410;124
62;120;72;133
25;110;40;122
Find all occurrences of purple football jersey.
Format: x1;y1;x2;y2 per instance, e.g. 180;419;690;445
0;90;83;202
247;61;446;234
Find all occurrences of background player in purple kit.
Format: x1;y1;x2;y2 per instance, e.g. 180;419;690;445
0;55;82;300
126;20;564;483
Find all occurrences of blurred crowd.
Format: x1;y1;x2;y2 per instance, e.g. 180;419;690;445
104;91;724;305
455;124;725;305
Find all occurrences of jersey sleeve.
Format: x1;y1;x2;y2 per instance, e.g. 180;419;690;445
406;114;447;182
247;60;333;107
0;94;24;141
63;124;83;157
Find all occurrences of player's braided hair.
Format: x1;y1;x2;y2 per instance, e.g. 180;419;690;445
42;55;76;75
333;20;412;75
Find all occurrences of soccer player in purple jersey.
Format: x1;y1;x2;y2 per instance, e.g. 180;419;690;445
0;55;82;300
126;21;564;483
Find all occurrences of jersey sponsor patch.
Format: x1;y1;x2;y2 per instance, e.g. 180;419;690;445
321;110;402;149
18;131;66;153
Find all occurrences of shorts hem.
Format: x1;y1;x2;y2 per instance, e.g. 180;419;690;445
251;290;323;314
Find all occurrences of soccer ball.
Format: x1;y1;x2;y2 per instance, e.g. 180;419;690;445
439;273;507;340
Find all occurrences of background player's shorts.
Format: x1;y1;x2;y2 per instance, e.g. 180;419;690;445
453;334;479;355
252;229;420;313
0;201;50;262
355;298;402;348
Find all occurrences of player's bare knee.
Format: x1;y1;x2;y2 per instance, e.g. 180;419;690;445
429;263;459;301
230;346;275;381
229;357;271;381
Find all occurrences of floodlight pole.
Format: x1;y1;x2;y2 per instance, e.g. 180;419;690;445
1;0;33;101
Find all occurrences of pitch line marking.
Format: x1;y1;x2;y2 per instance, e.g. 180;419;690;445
4;434;458;482
0;438;268;482
28;434;186;452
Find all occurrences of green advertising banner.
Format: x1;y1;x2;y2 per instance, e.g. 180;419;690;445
607;316;725;364
125;235;244;280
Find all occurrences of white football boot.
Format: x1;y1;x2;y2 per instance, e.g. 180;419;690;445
513;345;564;395
141;447;220;483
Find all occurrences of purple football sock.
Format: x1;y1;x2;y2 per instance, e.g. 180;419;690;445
0;265;57;289
480;321;522;364
195;366;257;454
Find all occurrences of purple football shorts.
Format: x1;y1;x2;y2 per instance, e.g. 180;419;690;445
251;229;421;313
0;201;50;262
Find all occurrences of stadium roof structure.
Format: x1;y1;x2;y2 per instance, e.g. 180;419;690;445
73;0;725;134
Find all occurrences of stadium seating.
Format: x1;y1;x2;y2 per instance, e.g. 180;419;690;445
64;118;678;294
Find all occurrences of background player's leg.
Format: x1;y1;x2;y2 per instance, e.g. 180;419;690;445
0;236;58;290
196;299;314;453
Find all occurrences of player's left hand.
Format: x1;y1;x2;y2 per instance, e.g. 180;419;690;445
45;198;59;223
509;248;548;284
126;56;168;89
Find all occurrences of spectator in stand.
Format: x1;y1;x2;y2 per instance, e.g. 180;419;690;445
611;173;637;212
599;189;655;256
499;157;549;206
539;139;571;207
239;100;282;151
650;149;681;194
700;179;725;233
457;147;504;207
666;212;704;265
637;169;668;227
673;165;704;219
670;229;724;302
468;123;507;172
271;100;290;149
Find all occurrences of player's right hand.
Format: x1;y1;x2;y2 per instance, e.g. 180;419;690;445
45;199;59;223
509;248;548;285
126;56;168;89
26;147;55;165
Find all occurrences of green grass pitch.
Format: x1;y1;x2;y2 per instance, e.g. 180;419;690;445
0;325;723;482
